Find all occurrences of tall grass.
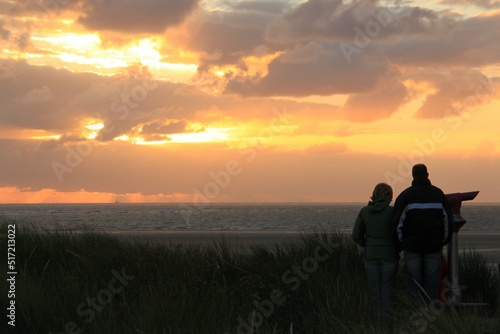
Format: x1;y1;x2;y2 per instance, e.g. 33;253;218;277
1;222;498;333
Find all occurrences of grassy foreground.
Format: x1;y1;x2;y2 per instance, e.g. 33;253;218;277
1;222;499;334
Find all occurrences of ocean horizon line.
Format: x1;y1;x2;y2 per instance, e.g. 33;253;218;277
1;201;498;205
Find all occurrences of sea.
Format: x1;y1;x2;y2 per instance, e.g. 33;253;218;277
1;203;499;233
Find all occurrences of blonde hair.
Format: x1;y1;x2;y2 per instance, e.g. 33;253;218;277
371;183;393;201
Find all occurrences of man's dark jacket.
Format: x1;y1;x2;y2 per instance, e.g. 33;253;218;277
392;178;453;254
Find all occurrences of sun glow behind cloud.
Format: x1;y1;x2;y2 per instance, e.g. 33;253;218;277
83;122;104;140
85;123;105;131
133;127;232;145
29;134;61;140
169;127;231;143
19;30;198;80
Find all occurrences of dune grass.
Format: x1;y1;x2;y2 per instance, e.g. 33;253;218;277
1;221;499;334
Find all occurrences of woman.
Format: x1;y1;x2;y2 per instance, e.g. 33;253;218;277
352;183;398;331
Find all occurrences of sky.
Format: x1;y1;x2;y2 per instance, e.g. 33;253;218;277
0;0;499;204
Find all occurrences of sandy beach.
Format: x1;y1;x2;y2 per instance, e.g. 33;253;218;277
457;232;500;263
104;230;500;263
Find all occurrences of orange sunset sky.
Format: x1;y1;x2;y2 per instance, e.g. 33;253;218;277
0;0;499;203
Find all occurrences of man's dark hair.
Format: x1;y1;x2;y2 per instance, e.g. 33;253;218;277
412;164;428;178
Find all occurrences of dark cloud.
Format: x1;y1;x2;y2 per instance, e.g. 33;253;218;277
342;74;408;122
37;139;60;151
265;0;345;43
0;60;174;138
223;38;410;122
166;1;297;66
6;0;80;19
382;12;500;67
37;132;87;151
0;19;9;40
438;0;500;8
216;0;497;123
140;120;190;135
78;0;200;34
232;1;290;14
415;70;492;119
0;61;201;141
6;0;199;34
184;7;277;68
264;0;454;44
0;60;337;144
0;60;103;131
225;41;390;97
0;15;34;51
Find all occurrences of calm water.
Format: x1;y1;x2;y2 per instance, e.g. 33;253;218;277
1;203;499;232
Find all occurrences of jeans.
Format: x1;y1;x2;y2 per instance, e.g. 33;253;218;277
364;259;398;329
404;250;441;303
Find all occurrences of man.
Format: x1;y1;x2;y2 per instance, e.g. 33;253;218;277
393;164;452;303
